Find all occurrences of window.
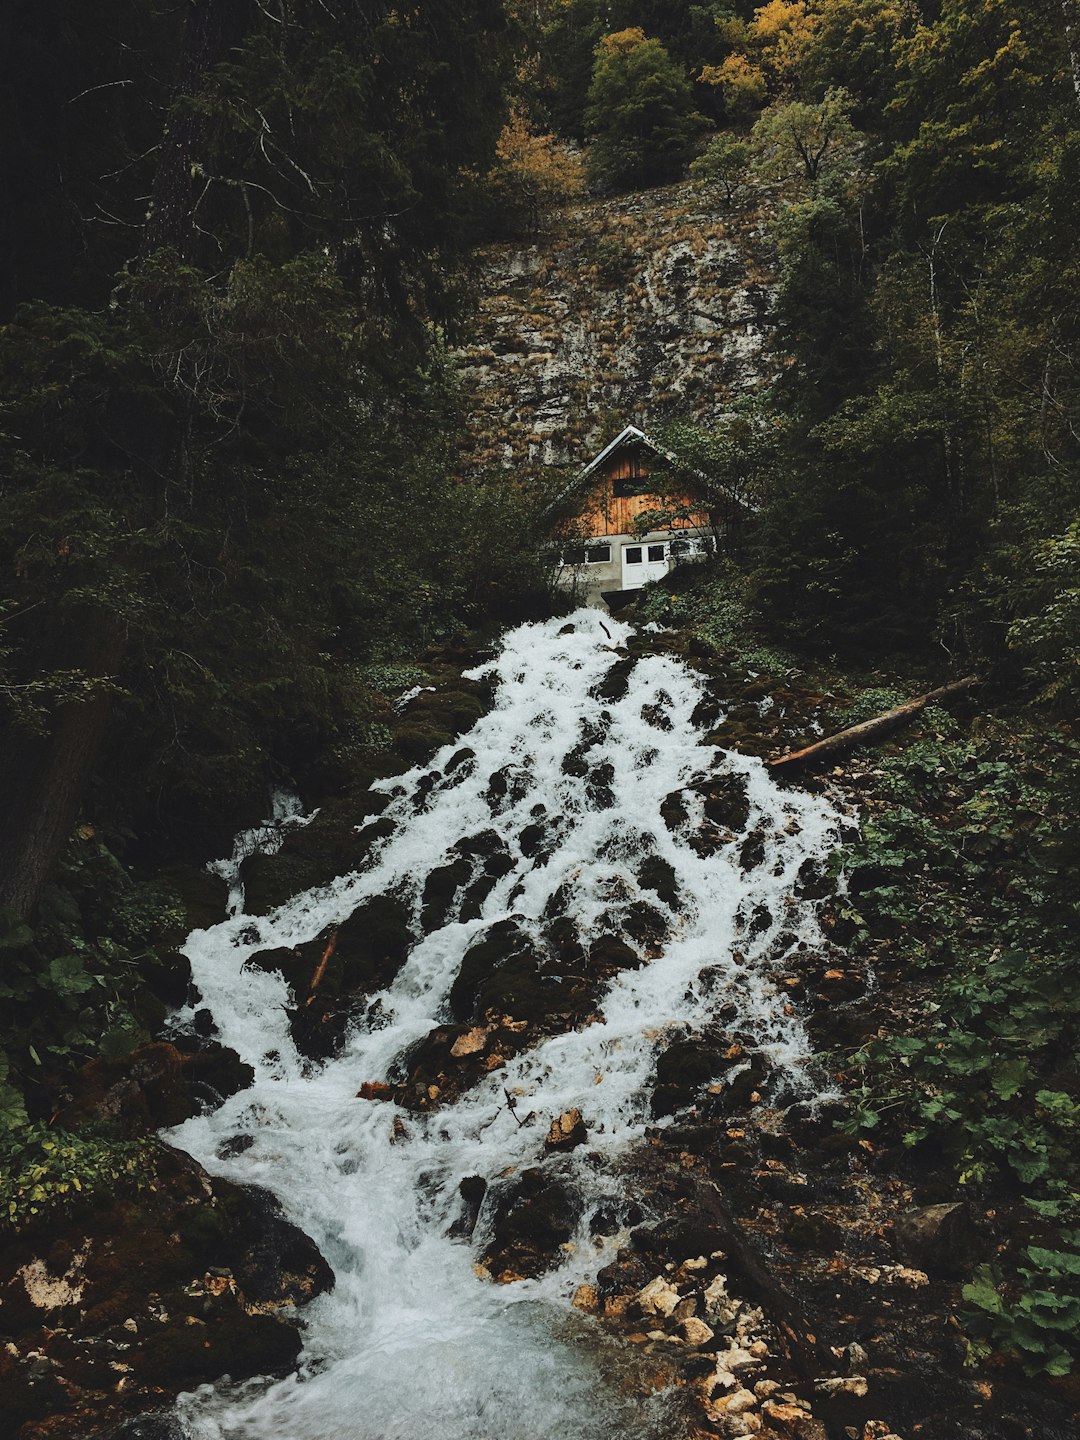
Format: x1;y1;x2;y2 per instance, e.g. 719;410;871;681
586;544;611;564
647;544;666;562
670;539;689;556
624;547;643;565
611;455;651;499
612;477;652;498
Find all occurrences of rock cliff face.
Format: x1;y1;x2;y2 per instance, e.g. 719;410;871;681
454;180;776;473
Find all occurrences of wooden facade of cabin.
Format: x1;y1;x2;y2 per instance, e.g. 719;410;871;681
557;425;714;605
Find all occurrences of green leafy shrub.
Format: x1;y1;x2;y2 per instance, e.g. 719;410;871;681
0;1122;154;1229
833;728;1080;1374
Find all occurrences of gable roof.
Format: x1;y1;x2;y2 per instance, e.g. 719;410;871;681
578;423;678;480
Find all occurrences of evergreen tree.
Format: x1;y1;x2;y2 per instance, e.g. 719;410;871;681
585;28;707;191
0;0;520;914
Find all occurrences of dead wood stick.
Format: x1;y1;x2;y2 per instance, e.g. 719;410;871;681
769;675;980;772
305;929;338;1004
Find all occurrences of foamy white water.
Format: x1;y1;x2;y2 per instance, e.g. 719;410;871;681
168;609;843;1440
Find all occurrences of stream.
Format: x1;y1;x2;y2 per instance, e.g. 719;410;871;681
165;608;844;1440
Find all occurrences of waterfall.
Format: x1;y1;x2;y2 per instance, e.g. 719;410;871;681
167;609;843;1440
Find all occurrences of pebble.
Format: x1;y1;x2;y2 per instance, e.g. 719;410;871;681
816;1376;868;1398
682;1316;715;1346
850;1263;928;1288
637;1275;680;1317
450;1026;490;1057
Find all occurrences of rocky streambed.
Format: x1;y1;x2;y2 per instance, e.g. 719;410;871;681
3;609;1076;1440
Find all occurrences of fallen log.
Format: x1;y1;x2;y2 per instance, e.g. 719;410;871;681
769;675;980;772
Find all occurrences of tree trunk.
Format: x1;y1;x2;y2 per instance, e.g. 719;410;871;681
1062;1;1080;114
143;0;228;259
0;612;125;917
769;676;979;773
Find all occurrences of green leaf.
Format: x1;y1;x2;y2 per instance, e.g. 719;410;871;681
991;1057;1028;1100
962;1267;1004;1315
1026;1247;1080;1276
0;1083;29;1131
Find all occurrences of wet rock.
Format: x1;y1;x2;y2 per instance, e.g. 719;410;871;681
103;1414;189;1440
585;760;616;810
545;1107;587;1151
215;1181;334;1309
449;919;595;1031
891;1202;980;1278
449;1176;487;1240
285;895;413;1061
652;1032;748;1118
240;797;391;914
484;764;532;813
738;827;767;872
637;855;680;909
245;945;301;979
703;775;751;833
637;1274;680;1317
573;1282;600;1312
623;900;667;945
593;657;636;703
58;1041;253;1135
0;1147;330;1434
660;789;689;831
421;857;472;932
589;934;642;978
481;1168;578;1280
597;1253;653;1304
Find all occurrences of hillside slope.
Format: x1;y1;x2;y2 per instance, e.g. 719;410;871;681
455;181;775;471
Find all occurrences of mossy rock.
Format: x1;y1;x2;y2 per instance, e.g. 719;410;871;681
158;864;230;932
592;657;636;703
701;774;751;833
393;721;455;763
142;949;194;1009
241;804;393;914
449;920;594;1027
284;895;413;1061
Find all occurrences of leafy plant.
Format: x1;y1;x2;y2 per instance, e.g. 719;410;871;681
0;1122;155;1230
833;724;1080;1374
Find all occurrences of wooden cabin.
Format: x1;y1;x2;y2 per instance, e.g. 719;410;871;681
557;425;714;605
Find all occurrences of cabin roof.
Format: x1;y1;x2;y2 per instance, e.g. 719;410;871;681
578;424;678;479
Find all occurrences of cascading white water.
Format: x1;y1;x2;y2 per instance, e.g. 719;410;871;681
168;609;844;1440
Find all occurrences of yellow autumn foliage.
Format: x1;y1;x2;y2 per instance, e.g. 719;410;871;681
487;107;586;234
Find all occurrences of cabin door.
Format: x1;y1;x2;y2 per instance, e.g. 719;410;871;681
621;541;669;590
